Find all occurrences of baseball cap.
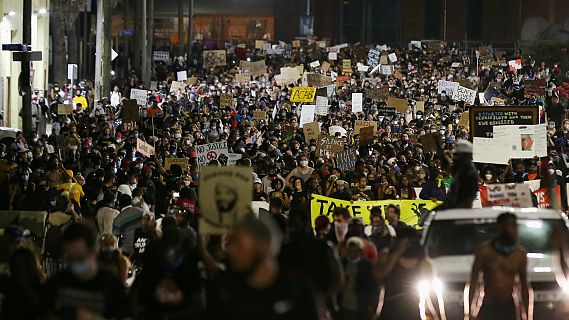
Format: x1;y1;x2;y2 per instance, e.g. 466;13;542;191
254;178;262;184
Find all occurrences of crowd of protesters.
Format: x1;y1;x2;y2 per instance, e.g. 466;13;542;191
0;39;567;320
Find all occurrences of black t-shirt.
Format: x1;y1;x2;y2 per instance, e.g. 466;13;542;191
43;269;129;319
207;271;323;320
132;227;152;265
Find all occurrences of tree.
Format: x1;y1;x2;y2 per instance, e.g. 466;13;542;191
50;0;88;85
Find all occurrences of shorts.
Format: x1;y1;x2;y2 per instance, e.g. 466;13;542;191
477;299;517;320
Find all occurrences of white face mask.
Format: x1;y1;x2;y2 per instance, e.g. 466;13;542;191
418;173;426;179
129;183;137;190
174;133;182;139
485;174;493;180
548;169;555;175
300;160;309;167
184;181;191;186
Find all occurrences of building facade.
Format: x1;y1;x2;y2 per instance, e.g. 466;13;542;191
0;0;50;129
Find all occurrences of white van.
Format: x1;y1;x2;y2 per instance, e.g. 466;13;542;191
421;207;569;319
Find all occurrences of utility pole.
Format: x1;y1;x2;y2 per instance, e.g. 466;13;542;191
178;0;184;55
141;0;148;86
187;0;193;60
102;0;112;98
21;0;32;138
95;0;104;101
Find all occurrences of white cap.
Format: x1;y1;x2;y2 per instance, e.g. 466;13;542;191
453;139;473;154
387;158;397;166
254;178;262;184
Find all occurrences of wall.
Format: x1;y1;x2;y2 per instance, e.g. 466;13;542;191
0;0;49;129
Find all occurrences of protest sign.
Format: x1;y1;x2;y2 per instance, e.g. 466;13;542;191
380;55;389;65
203;50;227;67
336;149;357;172
227;153;242;166
525;79;546;98
303;122;320;143
317;135;344;157
292;40;301;48
359;126;375;145
130;89;147;106
388;52;397;62
253;110;267;121
415;101;425;113
199;166;253;235
355;120;377;135
196;141;230;167
534;186;561;209
508;59;522;71
492;124;547;159
357;64;369;72
368;49;380;69
473;137;509;164
255;40;266;49
310;194;441;229
377;107;396;117
335;76;351;87
437;80;459;95
235;73;250;84
365;87;389;102
321;61;331;72
328;126;347;137
299;105;316;128
187;77;198;86
170;81;185;93
136;138;155;157
352;92;363;113
310;60;320;68
290;87;316;103
387;96;408;113
240;60;266;77
381;65;393;75
176;70;188;81
153;51;170;62
328;52;338;60
469;106;539;138
220;93;233;108
342;59;352;73
479;183;533;208
57;104;73;115
458;111;469;128
419;134;439;153
315;96;329;115
164;158;189;171
451;85;477;105
307;74;333;87
122;100;140;122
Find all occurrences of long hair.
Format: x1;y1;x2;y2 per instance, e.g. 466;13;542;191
9;248;45;285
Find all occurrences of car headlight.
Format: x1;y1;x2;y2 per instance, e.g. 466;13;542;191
418;278;445;320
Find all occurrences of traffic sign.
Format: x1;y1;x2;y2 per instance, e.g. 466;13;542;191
12;51;42;61
2;44;30;52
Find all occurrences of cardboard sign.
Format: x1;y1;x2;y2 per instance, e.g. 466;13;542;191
534;186;561;209
479;183;533;208
307;74;333;87
164;158;189;171
240;60;266;77
416;101;425;113
176;70;188;81
437;80;459;95
381;65;393;75
328;52;338;60
187;77;198;86
170;81;186;93
451;85;477;106
290;87;316;103
342;59;352;73
317;135;344;157
255;40;266;49
380;54;389;65
388;52;397;62
365;88;389;102
321;61;331;72
220;93;233;108
469;106;539;138
352;92;363;113
130;89;147;106
196;141;230;167
122;99;140;122
235;73;251;84
508;59;522;71
315;96;329;115
336;76;351;87
336;149;357;172
419;134;439;153
303;122;320;143
458;111;469;128
199;166;253;235
57;104;73;115
387;96;408;113
359;126;375;145
136;138;155;157
299;105;316;128
310;60;320;68
292;40;301;48
203;50;227;67
253;110;267;120
355;120;377;135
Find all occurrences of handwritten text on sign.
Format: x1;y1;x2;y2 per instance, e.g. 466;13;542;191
196;141;229;167
290;87;316;103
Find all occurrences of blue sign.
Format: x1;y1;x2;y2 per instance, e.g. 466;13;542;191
2;44;31;51
120;29;134;37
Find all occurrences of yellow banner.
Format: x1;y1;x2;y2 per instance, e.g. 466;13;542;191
290;87;316;103
310;194;441;229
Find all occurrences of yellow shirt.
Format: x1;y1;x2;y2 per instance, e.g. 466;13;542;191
58;182;85;205
72;95;89;110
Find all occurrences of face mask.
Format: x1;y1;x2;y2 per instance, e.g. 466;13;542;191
174;133;182;139
70;260;94;278
300;160;309;167
564;125;569;130
130;183;137;190
347;255;361;264
22;175;29;181
418;173;426;179
132;197;141;206
549;124;556;129
485;174;493;180
548;168;555;175
184;181;191;186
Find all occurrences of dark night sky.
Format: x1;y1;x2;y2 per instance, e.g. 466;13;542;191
157;0;274;15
